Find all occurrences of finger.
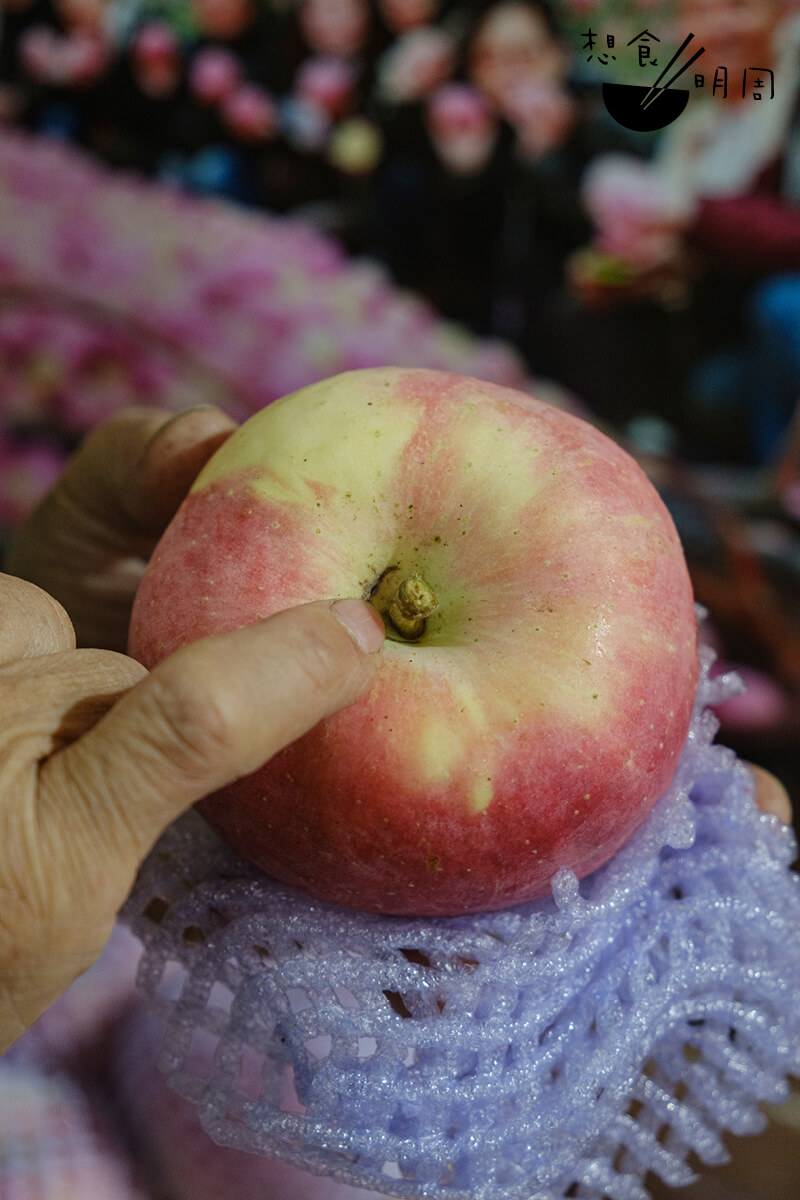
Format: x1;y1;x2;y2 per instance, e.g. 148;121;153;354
0;647;146;759
5;406;236;568
0;649;148;1049
122;405;238;535
58;404;238;545
0;574;75;665
748;763;793;825
4;406;237;651
39;598;384;884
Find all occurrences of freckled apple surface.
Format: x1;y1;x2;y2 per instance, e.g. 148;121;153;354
129;368;698;916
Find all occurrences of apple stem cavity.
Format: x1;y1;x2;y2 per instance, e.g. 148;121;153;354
369;567;439;642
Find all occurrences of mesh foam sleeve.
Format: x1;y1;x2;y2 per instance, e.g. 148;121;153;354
121;643;800;1200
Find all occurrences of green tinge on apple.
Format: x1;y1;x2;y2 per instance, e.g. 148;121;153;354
129;367;699;917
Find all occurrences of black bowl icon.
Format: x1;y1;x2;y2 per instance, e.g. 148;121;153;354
602;82;690;133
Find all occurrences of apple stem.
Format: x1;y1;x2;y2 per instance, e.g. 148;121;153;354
389;576;439;640
368;567;439;641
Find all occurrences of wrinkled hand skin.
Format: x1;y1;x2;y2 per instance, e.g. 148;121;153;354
0;408;383;1054
0;575;148;1051
2;407;240;1044
5;406;237;651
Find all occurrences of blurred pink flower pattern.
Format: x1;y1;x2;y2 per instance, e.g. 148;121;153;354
0;130;531;528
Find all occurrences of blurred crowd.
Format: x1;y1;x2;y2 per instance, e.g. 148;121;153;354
3;0;800;460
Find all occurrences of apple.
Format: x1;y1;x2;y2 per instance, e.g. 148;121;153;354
128;368;698;916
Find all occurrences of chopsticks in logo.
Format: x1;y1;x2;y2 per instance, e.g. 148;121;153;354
641;33;706;110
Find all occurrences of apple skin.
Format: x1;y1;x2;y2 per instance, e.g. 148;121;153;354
128;368;698;916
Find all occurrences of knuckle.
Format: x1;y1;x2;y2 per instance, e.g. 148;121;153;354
0;665;58;754
0;574;75;655
85;406;163;458
142;661;234;781
69;647;148;690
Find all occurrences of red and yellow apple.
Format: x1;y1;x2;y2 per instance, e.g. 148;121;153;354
128;368;698;916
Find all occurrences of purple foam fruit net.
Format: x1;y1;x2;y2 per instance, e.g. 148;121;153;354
121;635;800;1200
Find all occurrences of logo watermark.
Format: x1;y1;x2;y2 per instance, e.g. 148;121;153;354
579;29;775;131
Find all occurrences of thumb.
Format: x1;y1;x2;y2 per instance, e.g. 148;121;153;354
748;762;793;825
39;598;384;881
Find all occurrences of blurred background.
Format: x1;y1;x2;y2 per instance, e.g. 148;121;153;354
3;0;800;1196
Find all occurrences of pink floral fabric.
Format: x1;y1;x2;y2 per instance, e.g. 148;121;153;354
0;129;545;529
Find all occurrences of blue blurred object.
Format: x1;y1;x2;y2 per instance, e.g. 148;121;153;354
36;102;81;141
157;144;255;202
748;273;800;461
687;274;800;467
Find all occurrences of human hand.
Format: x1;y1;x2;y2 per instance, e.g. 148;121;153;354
0;569;384;1054
1;406;386;1051
750;763;793;825
4;406;238;651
